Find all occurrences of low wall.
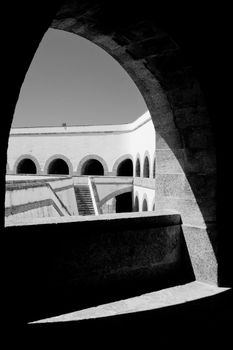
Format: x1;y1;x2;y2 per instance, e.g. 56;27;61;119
45;177;78;216
4;212;194;322
5;175;79;217
5;182;71;223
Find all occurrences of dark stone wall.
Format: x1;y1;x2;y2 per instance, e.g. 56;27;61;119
4;213;193;323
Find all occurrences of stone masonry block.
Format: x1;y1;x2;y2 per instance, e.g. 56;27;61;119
156;149;185;174
155;173;188;198
182;225;218;284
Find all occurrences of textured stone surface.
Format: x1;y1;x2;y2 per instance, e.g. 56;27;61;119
155;174;190;198
153;197;215;226
156;129;183;149
182;225;218;284
156;149;185;174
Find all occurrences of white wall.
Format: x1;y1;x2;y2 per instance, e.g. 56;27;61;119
7;111;155;177
133;186;155;212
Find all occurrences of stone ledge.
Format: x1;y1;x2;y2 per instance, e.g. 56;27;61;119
4;210;181;228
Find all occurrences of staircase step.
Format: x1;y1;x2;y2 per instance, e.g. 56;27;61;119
74;185;95;216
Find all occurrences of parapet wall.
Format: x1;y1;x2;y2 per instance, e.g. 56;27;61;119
5;212;194;322
5;176;79;223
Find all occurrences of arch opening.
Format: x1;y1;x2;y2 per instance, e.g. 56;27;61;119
115;192;132;213
153;159;156;178
16;158;37;174
135;158;141;177
47;158;69;175
81;159;104;175
142;198;148;211
134;196;139;212
143;156;150;178
117;159;133;176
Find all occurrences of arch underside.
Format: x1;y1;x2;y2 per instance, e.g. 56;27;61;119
51;4;215;229
99;186;133;208
50;1;217;283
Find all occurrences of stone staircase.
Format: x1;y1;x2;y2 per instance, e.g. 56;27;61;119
74;185;95;215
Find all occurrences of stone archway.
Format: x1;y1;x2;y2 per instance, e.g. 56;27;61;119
2;0;221;286
81;159;104;175
16;159;37;174
153;153;156;178
142;194;148;212
134;194;139;212
112;154;133;176
50;5;216;229
77;154;108;175
135;154;141;177
13;154;41;175
143;152;150;178
44;154;73;175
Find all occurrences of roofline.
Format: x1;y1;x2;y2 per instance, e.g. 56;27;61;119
9;111;152;136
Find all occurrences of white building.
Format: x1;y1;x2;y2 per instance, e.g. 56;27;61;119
5;111;156;221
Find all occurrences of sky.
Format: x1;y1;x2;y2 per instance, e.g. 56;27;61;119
12;28;148;128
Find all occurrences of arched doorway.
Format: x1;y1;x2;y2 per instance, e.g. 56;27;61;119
143;156;150;178
117;159;133;176
115;192;132;213
134;196;139;212
142;198;148;211
16;158;37;174
47;158;69;175
81;159;104;175
153;158;156;178
135;158;141;177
